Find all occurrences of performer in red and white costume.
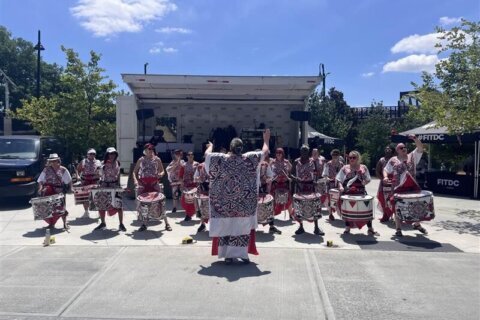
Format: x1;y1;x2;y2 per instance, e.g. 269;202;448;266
322;149;344;220
166;149;184;214
336;151;379;236
375;145;395;222
93;147;126;232
179;151;199;221
312;148;327;204
76;148;101;218
270;148;293;218
133;143;171;232
259;157;282;234
383;135;427;237
292;145;325;236
194;161;209;233
204;129;270;265
37;154;72;230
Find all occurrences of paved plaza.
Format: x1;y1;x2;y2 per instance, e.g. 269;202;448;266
0;178;479;320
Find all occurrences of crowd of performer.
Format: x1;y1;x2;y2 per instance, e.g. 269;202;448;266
33;129;434;265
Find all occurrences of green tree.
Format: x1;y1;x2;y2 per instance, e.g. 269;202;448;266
309;88;354;148
356;101;392;168
15;46;118;161
0;26;63;110
410;19;480;134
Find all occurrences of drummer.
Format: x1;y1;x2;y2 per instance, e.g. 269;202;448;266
166;149;184;214
312;148;327;205
270;148;294;219
322;149;344;220
259;155;281;234
375;145;395;222
76;148;101;219
336;151;379;236
292;145;325;236
37;153;72;230
179;151;199;222
93;147;126;232
383;135;426;237
133;143;171;232
194;160;209;233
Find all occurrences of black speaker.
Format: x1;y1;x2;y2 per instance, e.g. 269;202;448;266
136;109;154;120
290;111;311;121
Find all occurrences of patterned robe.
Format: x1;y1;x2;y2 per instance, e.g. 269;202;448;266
384;149;422;191
322;160;344;189
270;159;292;215
97;160;122;216
205;151;263;259
166;159;185;200
80;158;101;185
37;166;72;225
376;157;393;219
180;161;199;217
136;156;163;193
294;158;316;193
336;164;371;229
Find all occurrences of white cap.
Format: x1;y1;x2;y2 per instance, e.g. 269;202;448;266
87;148;96;154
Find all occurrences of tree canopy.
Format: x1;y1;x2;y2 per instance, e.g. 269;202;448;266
410;19;480;134
14;46;118;161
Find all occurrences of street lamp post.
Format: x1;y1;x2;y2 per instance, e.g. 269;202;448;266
33;30;45;99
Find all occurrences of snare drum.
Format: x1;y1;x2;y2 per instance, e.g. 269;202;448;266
274;188;289;205
137;192;166;220
73;183;97;205
339;194;374;222
89;188;123;211
329;188;341;213
183;187;197;204
30;194;66;220
194;193;210;220
394;190;435;222
293;193;322;221
257;194;274;224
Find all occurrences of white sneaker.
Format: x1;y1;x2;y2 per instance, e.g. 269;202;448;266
82;211;90;219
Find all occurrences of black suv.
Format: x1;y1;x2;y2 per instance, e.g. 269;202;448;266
0;136;64;199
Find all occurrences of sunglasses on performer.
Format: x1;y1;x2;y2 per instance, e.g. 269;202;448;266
349;156;357;160
398;147;405;150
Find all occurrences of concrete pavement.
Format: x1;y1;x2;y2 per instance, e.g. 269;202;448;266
0;177;479;319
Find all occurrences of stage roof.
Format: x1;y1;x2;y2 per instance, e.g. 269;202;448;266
122;74;322;105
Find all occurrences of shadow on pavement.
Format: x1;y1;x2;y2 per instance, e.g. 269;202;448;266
191;231;210;242
130;219;162;227
434;220;480;236
68;217;98;226
127;229;164;240
340;232;379;245
325;218;345;229
23;227;67;238
274;218;295;227
198;261;271;282
0;197;31;211
292;233;324;244
255;231;275;242
80;229;120;241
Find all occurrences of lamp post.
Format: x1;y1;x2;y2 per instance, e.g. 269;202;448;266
33;30;45;99
144;63;149;75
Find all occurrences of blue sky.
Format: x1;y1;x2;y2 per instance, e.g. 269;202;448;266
0;0;478;107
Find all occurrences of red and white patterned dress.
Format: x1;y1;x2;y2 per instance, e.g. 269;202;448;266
37;166;72;225
80;158;101;186
336;164;371;229
376;157;393;220
322;160;344;190
166;159;185;200
294;158;316;193
136;156;163;194
180;161;199;217
270;159;292;215
98;160;122;216
205;151;263;259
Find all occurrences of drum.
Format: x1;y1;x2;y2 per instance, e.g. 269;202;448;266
30;194;66;220
194;193;209;220
135;183;164;197
394;191;435;222
274;188;289;205
315;178;328;194
257;194;274;224
293;193;322;221
137;192;166;220
89;188;123;211
183;187;197;204
329;188;341;213
340;194;374;222
73;183;97;205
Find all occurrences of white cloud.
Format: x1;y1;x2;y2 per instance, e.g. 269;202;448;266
71;0;177;37
162;47;178;53
382;54;439;73
149;42;178;54
361;72;375;78
439;16;462;26
155;27;192;34
391;33;443;54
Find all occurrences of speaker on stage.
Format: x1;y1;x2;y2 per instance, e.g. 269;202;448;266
136;109;154;120
290;111;311;121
